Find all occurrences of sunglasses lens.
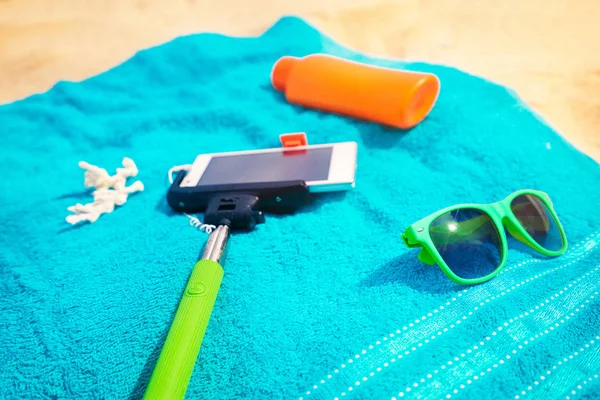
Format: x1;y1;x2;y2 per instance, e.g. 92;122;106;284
510;194;563;251
429;208;503;280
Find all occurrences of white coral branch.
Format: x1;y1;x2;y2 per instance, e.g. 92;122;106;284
66;157;144;225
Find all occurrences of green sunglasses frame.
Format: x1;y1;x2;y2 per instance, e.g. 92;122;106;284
401;189;568;285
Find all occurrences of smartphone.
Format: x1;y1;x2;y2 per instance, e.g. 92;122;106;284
168;142;357;212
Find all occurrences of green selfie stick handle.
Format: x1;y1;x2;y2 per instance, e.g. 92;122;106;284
144;226;229;400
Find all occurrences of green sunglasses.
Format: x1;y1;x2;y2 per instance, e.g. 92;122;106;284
402;189;568;285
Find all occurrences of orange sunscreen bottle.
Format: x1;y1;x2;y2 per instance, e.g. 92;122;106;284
271;54;440;129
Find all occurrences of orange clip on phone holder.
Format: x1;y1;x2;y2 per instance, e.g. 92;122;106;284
280;132;307;147
279;132;308;154
271;54;440;129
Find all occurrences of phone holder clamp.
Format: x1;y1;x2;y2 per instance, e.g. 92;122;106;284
204;195;265;231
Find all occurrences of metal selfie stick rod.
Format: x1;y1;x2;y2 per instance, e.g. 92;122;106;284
144;225;229;400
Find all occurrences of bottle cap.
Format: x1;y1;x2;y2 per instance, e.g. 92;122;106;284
271;56;299;92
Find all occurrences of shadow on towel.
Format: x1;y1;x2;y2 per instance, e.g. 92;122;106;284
128;325;171;400
356;122;410;149
363;236;551;293
55;190;93;200
155;197;178;217
362;250;463;293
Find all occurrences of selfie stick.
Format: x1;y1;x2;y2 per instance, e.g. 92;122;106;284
145;192;274;399
144;224;228;399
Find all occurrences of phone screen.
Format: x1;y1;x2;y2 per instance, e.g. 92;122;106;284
197;147;333;186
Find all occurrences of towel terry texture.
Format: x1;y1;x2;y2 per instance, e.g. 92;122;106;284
1;17;600;400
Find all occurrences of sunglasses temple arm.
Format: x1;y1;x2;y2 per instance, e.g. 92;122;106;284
402;233;437;266
418;248;436;266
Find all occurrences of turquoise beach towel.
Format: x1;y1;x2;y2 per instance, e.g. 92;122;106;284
1;17;600;399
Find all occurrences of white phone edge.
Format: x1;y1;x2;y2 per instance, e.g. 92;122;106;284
180;141;358;192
